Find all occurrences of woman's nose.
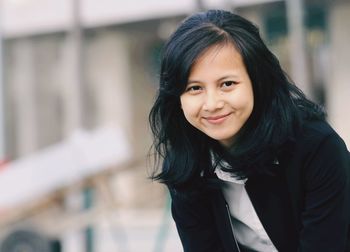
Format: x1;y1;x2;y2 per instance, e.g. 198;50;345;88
203;91;224;111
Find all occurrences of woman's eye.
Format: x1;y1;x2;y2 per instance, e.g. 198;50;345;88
222;81;236;87
186;85;202;92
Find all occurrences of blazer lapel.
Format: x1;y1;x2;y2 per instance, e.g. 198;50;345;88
245;166;298;252
207;179;241;252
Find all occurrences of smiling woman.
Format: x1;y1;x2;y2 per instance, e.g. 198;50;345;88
149;10;350;252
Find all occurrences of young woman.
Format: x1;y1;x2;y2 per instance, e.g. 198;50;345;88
149;10;350;252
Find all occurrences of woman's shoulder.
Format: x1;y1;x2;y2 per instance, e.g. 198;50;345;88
280;119;348;167
290;119;349;167
301;119;335;137
297;119;345;150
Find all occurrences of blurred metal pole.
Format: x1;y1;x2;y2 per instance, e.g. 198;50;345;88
71;0;83;128
0;0;5;160
286;0;311;98
195;0;206;11
71;0;94;251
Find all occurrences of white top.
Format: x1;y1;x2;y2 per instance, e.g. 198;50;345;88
214;160;278;252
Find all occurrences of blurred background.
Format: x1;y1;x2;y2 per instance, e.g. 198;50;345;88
0;0;349;251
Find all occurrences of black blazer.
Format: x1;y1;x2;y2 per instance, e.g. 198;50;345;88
169;120;350;252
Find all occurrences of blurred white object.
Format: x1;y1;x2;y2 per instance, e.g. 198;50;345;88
0;126;131;208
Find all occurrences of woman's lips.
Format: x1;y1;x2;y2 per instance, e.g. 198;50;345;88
204;113;231;124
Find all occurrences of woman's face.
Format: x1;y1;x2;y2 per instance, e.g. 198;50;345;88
180;43;254;147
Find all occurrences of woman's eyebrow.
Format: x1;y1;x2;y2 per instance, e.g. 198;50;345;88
187;75;239;84
187;79;203;84
217;75;239;81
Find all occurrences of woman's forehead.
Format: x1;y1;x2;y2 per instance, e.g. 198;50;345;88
188;43;245;76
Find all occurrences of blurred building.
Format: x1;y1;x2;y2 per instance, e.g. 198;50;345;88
0;0;349;251
2;0;350;158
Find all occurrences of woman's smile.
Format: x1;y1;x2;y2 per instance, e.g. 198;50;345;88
203;112;232;125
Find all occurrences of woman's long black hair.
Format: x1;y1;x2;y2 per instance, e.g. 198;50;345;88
149;10;325;188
